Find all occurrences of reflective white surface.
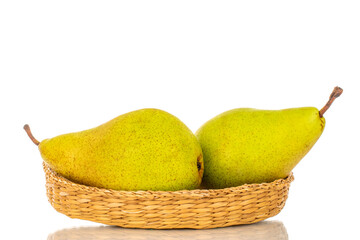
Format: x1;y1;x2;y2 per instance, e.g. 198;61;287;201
48;221;288;240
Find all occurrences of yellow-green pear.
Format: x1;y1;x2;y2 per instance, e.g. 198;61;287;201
25;108;203;191
196;87;342;189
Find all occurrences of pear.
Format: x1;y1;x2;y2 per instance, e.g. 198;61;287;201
24;108;204;191
196;87;343;189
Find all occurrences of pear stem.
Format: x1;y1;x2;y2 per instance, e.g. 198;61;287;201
24;124;40;146
319;86;343;118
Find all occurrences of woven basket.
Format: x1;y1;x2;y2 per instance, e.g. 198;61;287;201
44;162;294;229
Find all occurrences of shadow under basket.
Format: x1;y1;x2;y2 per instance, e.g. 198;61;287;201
43;162;294;229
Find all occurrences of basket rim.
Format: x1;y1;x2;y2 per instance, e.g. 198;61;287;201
44;162;294;198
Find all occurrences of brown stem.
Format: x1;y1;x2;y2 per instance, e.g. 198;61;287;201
24;124;40;146
319;86;343;118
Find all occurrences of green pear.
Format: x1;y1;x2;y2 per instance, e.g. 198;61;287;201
25;108;203;191
196;87;342;189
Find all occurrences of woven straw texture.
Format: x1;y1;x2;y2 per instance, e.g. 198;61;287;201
44;162;294;229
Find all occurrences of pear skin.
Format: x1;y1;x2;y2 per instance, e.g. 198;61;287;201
25;109;204;191
196;87;342;189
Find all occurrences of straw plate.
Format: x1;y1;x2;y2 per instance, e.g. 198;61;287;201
43;162;294;229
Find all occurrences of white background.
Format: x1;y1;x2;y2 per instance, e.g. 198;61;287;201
1;1;359;239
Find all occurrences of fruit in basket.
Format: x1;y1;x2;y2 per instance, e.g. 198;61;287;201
24;108;204;191
196;87;343;189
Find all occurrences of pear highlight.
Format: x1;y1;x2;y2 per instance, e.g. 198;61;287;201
196;87;343;189
25;109;203;191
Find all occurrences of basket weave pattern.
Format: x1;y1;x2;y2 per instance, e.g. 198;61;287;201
44;163;294;229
